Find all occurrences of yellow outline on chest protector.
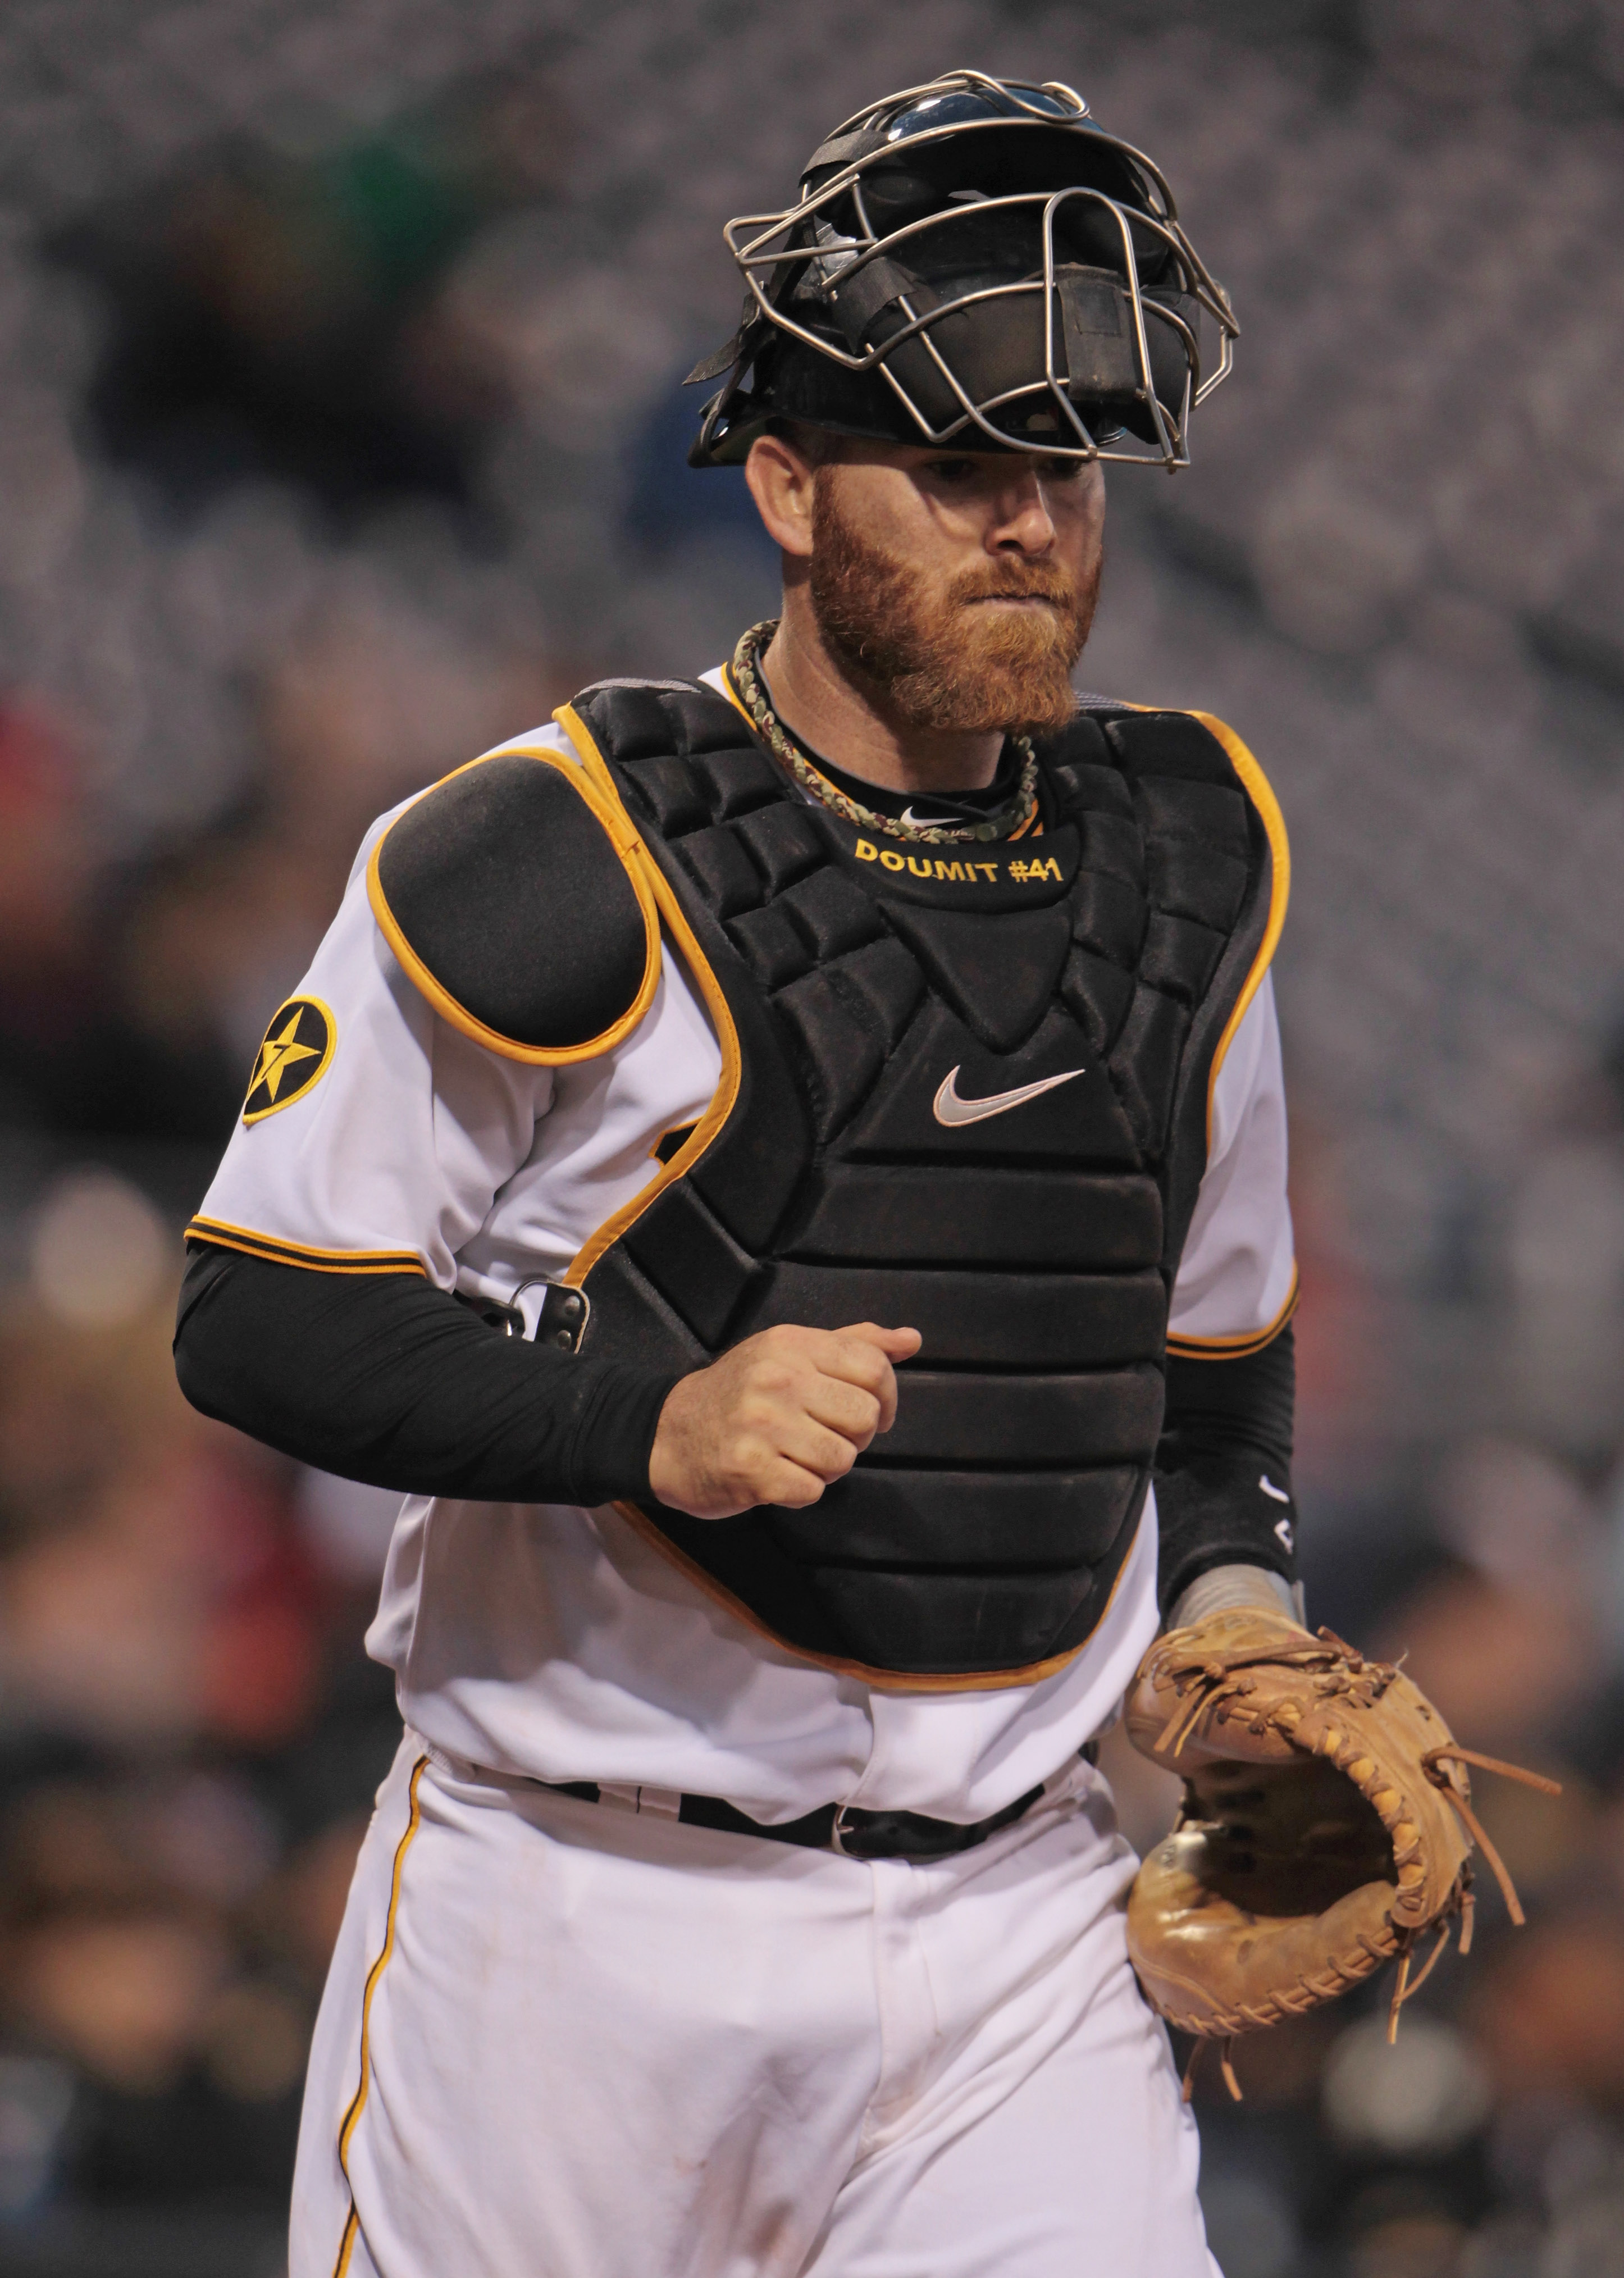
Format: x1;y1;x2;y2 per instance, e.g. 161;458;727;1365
1113;703;1289;1146
551;703;744;1284
1189;710;1290;1146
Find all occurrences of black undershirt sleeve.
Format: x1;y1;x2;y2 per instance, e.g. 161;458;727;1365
1152;1324;1298;1618
176;1243;1299;1603
173;1245;682;1509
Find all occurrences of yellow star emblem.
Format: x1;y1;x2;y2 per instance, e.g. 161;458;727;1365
253;1010;321;1102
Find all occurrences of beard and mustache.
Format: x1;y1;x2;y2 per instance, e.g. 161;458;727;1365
807;468;1101;739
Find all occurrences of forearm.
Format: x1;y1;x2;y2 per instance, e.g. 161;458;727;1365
174;1245;681;1508
1153;1324;1299;1620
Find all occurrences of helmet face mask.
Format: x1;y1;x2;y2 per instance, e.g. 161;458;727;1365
688;70;1237;472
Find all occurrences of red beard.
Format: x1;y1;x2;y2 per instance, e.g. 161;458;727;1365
808;471;1100;737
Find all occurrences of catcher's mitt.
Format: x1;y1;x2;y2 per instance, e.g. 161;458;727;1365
1124;1606;1558;2098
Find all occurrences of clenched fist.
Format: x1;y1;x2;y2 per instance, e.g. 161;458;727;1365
647;1322;921;1520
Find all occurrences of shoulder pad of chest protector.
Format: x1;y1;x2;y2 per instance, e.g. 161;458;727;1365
1042;704;1278;831
367;746;661;1064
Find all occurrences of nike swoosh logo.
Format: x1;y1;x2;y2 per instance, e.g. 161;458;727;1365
932;1064;1085;1127
1259;1475;1291;1504
899;805;965;828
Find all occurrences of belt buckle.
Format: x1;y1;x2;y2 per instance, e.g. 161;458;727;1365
829;1803;858;1857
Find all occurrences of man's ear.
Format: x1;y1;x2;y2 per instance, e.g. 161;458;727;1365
745;432;817;559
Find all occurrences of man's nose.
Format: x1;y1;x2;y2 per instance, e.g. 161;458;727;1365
989;473;1056;553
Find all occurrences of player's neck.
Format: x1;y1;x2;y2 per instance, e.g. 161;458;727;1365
759;585;1002;796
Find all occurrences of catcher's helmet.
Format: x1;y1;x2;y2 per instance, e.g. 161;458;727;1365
687;69;1237;472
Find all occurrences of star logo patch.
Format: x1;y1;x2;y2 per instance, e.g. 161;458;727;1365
243;997;335;1124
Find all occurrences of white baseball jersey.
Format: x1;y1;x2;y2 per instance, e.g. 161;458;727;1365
194;682;1295;1824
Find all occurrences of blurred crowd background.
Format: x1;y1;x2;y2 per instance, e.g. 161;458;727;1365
1;2;1622;2273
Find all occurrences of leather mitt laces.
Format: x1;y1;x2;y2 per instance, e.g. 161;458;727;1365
1121;1610;1560;2104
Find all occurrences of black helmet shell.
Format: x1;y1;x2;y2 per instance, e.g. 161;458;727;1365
687;69;1236;471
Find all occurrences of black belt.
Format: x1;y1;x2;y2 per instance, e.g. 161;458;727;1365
542;1743;1096;1863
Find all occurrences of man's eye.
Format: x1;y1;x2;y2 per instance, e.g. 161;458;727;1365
928;458;979;484
1040;456;1089;482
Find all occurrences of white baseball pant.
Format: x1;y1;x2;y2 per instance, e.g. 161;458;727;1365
291;1737;1220;2278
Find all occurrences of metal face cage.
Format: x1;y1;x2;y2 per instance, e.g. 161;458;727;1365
692;70;1239;472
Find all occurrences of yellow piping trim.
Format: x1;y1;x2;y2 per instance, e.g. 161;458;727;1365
366;746;662;1068
186;1233;423;1278
241;996;337;1124
332;1755;428;2278
553;704;743;1286
1188;710;1289;1145
186;1217;427;1277
1166;1265;1299;1360
185;1221;423;1275
608;1493;1142;1694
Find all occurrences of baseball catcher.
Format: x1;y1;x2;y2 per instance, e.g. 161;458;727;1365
174;68;1548;2278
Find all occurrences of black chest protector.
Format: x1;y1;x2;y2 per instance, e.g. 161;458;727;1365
562;681;1278;1686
